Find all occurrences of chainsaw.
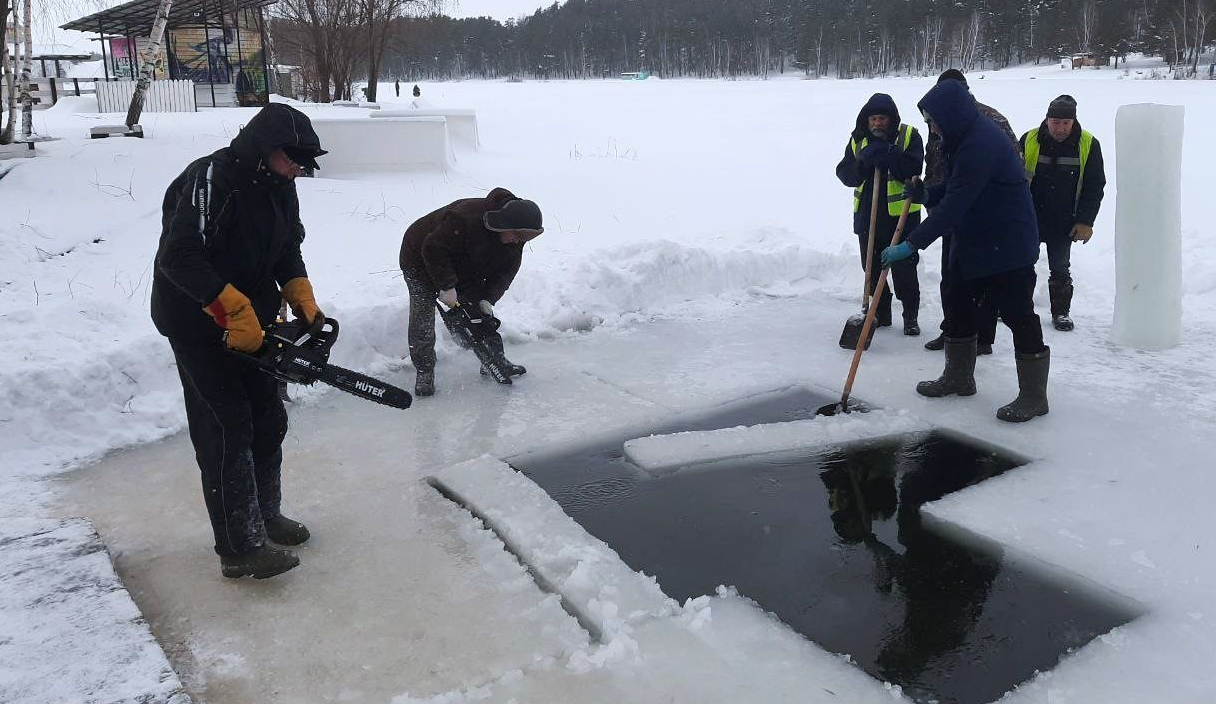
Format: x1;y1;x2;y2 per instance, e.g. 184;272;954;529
235;317;412;409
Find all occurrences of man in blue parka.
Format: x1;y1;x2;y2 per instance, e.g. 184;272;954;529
880;81;1049;423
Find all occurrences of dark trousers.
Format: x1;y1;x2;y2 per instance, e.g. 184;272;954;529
405;274;439;373
857;228;920;323
942;265;1046;355
939;233;998;346
170;339;287;557
1041;234;1073;284
404;273;506;372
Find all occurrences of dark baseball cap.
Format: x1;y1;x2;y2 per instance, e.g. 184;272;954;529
283;145;327;171
484;199;543;233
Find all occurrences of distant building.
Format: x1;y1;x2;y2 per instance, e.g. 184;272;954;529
60;0;276;108
1070;53;1105;69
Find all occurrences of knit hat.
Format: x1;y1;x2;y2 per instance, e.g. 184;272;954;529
937;68;967;87
1047;94;1078;120
484;199;543;234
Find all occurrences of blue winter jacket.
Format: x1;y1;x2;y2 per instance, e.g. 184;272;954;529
906;81;1038;281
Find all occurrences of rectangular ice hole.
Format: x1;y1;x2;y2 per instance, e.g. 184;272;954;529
509;390;1140;704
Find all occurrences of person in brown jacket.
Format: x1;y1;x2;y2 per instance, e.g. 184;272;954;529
399;188;543;396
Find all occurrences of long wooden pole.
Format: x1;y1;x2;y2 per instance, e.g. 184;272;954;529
861;167;881;309
838;182;917;409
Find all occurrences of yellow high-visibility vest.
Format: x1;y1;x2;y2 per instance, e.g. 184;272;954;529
1023;127;1094;207
851;124;923;216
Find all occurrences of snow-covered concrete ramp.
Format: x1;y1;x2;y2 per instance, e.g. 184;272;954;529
0;518;190;704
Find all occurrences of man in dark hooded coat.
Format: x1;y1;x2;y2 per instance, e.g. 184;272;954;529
835;93;925;335
922;68;1019;354
881;81;1050;423
152;103;328;578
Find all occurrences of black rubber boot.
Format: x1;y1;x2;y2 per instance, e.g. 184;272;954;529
265;515;310;546
997;348;1050;422
1049;281;1075;332
415;370;435;397
916;335;978;398
221;545;300;579
903;314;921;337
924;333;945;351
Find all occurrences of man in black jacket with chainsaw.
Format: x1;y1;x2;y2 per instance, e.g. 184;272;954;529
152;104;327;579
835;93;925;336
399;188;543;397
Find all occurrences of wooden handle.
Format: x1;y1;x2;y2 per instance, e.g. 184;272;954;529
861;168;882;308
839;181;917;407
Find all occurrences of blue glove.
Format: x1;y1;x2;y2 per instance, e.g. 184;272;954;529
857;141;895;168
881;242;914;267
904;180;927;204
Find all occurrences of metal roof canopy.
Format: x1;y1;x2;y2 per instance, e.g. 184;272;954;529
61;0;275;36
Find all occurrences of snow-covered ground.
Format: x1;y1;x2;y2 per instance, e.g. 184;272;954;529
2;58;1215;702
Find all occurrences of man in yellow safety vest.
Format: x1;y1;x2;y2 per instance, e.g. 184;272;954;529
835;93;925;335
1019;95;1107;331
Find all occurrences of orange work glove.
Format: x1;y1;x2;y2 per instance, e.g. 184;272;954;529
281;277;324;325
203;284;264;353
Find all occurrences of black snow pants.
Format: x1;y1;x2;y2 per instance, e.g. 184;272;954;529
942;264;1046;355
857;218;920;324
170;339;287;557
939;232;998;346
404;273;506;373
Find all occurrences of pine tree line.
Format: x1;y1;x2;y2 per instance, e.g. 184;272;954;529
367;0;1212;81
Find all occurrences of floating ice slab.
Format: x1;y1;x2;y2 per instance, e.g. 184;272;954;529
428;456;677;640
623;409;930;474
0;518;189;704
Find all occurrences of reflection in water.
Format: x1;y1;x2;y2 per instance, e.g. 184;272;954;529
820;440;1004;701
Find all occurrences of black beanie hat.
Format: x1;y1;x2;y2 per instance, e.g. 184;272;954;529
937;68;967;87
484;199;544;233
1047;94;1078;120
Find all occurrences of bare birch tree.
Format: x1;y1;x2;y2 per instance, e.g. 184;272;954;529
1078;0;1098;51
18;0;32;139
125;0;172;127
2;0;18;143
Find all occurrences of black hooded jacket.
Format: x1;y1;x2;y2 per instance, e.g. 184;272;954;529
835;93;924;236
1019;120;1106;240
151;104;324;342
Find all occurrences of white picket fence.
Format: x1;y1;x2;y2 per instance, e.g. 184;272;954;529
95;80;196;114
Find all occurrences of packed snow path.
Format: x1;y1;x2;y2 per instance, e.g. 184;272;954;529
54;296;1216;703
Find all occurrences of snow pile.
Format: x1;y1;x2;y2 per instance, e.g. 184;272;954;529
623;408;930;474
0;518;190;704
0;141;848;500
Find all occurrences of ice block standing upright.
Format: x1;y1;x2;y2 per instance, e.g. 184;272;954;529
1112;104;1184;350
